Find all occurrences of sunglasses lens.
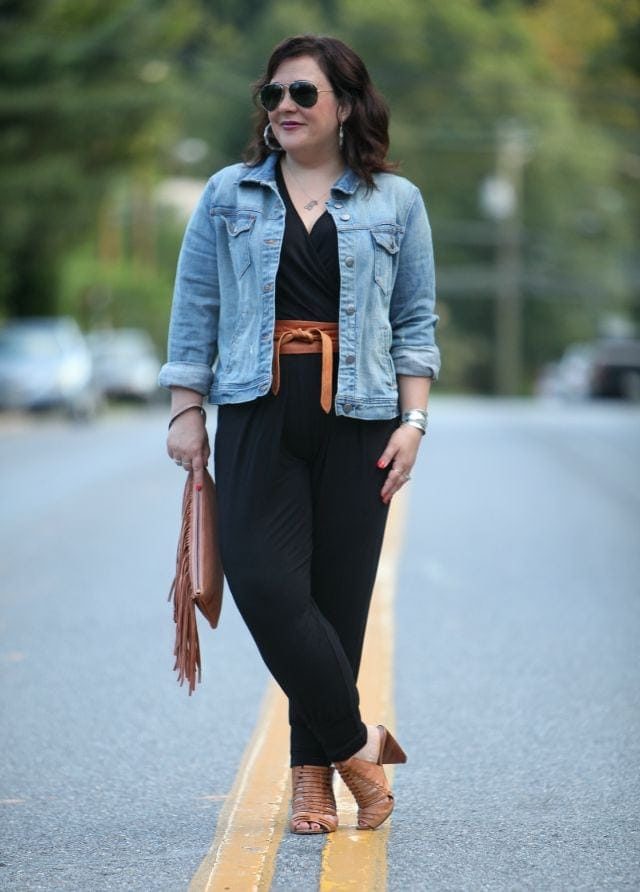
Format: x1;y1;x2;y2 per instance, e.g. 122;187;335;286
260;83;284;111
260;81;320;111
289;81;319;108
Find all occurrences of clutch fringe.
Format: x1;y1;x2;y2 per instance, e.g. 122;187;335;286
168;480;201;695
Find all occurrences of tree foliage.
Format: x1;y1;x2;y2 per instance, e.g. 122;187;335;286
1;0;638;392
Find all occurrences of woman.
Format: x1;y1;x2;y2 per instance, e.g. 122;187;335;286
159;34;440;834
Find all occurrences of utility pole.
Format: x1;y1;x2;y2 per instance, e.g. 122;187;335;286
480;121;528;395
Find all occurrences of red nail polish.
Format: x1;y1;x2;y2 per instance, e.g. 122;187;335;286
195;483;202;491
377;459;386;468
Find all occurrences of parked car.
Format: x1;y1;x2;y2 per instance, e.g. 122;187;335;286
536;338;640;402
589;338;640;400
536;343;596;400
86;328;162;401
0;317;100;418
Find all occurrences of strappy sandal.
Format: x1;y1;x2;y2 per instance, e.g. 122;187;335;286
290;765;338;834
334;725;407;830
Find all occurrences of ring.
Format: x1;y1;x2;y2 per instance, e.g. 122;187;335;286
175;459;182;466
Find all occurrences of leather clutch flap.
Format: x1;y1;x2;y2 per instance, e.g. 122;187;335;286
168;468;224;694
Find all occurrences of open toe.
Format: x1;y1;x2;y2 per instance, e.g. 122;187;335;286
290;765;338;835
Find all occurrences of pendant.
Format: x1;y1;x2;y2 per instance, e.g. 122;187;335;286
303;199;318;211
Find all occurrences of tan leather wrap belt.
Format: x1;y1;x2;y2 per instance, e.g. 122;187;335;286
272;320;339;413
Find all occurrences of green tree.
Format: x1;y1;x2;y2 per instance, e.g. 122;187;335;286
0;0;178;317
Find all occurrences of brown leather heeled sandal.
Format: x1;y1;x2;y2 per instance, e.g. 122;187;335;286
334;725;407;830
290;765;338;834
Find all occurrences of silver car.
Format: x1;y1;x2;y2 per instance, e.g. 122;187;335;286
0;317;99;418
86;328;162;401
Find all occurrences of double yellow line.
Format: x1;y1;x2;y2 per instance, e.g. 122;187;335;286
190;493;407;891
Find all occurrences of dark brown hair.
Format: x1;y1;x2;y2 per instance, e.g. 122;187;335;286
244;35;396;188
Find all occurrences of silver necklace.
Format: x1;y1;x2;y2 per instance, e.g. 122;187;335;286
284;162;331;211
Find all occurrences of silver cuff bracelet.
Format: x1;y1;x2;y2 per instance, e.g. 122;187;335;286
401;409;428;435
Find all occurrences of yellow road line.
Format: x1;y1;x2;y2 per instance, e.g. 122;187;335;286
319;491;407;891
190;492;407;891
189;682;290;891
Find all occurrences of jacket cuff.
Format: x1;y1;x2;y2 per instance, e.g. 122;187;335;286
392;346;441;381
157;361;213;395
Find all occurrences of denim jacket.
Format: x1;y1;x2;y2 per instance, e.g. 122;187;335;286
158;153;440;419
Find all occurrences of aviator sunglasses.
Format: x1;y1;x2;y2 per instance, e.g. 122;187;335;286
259;80;333;112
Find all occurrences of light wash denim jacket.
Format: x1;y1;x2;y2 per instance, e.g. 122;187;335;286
158;153;440;419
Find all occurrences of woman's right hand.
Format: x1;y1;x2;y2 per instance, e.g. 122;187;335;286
167;409;210;486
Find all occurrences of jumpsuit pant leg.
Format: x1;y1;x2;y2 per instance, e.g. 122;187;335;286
288;406;397;766
214;355;397;765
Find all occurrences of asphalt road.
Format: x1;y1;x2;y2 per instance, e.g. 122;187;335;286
1;397;638;891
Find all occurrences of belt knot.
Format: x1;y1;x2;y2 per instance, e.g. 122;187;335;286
272;320;339;413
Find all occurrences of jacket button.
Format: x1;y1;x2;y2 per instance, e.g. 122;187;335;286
345;355;355;365
340;213;351;221
345;305;355;315
334;202;344;209
263;282;274;292
343;403;353;413
345;256;354;268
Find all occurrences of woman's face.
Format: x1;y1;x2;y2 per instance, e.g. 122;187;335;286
267;55;344;161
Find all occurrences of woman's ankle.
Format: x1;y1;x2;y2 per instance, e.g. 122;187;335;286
350;724;381;763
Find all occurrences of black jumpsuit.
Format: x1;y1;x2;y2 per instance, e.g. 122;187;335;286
214;163;397;766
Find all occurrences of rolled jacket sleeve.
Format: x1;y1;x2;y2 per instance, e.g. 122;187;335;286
389;188;441;381
157;178;220;395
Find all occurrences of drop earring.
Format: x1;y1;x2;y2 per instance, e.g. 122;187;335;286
339;122;344;151
263;122;282;152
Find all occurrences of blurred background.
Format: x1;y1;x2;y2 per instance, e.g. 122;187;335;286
0;0;639;411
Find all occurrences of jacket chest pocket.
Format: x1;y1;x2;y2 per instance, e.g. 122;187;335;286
371;229;400;296
218;212;256;279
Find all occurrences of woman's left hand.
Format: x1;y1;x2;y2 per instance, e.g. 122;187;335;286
377;424;424;504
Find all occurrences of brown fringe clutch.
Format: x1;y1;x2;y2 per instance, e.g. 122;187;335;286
168;468;223;694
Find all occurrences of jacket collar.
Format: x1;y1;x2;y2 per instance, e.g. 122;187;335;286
238;153;361;196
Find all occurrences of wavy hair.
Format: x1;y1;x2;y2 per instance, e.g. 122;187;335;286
244;35;396;188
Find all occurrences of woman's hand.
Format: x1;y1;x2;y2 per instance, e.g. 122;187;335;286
167;409;210;486
377;424;423;504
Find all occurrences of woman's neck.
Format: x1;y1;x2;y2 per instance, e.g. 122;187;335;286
283;151;344;182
